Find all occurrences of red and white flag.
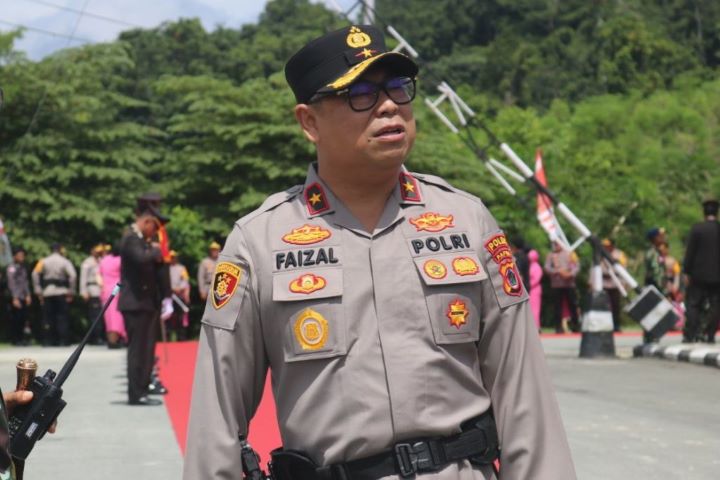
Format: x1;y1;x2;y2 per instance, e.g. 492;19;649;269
535;150;566;244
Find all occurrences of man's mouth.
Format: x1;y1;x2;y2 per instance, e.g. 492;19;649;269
374;125;405;137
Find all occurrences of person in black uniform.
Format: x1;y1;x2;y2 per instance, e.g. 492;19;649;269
118;203;170;406
682;197;720;343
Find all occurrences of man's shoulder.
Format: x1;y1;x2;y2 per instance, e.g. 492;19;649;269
412;171;485;206
235;184;304;228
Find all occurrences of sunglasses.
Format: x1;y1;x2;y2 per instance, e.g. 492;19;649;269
311;76;416;112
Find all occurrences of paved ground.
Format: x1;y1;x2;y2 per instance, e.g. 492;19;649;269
0;345;182;480
0;334;716;479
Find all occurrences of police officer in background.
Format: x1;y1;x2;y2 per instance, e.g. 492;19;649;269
5;247;32;345
79;244;106;345
118;203;170;406
183;25;576;480
31;243;77;346
197;241;221;302
682;198;720;343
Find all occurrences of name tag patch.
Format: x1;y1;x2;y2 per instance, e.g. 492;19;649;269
275;247;340;270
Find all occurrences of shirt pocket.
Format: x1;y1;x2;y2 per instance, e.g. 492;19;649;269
272;267;346;363
412;252;486;345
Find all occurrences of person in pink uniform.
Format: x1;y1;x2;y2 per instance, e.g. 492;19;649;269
99;244;126;348
528;249;543;331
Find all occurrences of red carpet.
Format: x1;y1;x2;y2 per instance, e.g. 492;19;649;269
156;341;281;464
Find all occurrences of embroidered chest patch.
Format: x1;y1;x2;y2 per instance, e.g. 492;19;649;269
484;234;522;297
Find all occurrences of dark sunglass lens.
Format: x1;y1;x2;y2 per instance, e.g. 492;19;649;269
386;77;415;104
348;82;379;111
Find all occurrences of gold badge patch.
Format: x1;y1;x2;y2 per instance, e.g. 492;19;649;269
294;308;329;351
447;298;469;329
452;256;479;276
409;212;455;232
289;273;327;295
282;224;332;245
212;262;242;309
423;259;447;279
346;26;371;48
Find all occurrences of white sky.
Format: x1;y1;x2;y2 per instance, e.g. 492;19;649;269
2;0;358;60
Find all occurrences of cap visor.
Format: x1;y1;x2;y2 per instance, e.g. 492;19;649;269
320;52;418;92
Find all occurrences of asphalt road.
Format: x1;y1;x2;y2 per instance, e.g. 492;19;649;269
546;335;720;480
0;334;716;479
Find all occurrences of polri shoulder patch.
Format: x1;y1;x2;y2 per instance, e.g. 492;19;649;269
481;231;528;309
211;262;243;309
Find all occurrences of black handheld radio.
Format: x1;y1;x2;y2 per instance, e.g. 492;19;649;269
7;283;122;460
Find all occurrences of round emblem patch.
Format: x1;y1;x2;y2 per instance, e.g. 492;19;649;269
294;308;329;351
423;259;447;280
346;26;371;48
289;273;326;295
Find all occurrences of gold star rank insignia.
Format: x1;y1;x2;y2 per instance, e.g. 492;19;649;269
304;182;331;215
399;172;422;202
446;298;469;329
355;48;376;59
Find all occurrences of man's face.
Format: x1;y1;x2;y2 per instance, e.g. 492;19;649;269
298;67;416;172
14;251;25;264
209;248;220;260
138;216;159;239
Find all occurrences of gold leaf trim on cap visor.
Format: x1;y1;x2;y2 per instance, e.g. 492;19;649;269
326;52;392;90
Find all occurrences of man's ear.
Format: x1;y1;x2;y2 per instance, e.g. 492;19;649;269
294;104;320;144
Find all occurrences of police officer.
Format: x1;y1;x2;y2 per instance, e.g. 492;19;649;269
682;198;720;343
5;248;31;345
183;25;576;479
118;204;169;406
197;241;221;302
31;243;77;346
79;244;105;345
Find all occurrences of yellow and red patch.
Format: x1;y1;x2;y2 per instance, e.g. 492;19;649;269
452;256;479;276
409;212;454;232
212;262;242;309
282;224;331;245
423;259;447;279
484;234;522;297
446;298;469;329
304;182;330;215
289;273;327;295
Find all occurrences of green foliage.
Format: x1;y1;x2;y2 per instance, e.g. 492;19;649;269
0;0;718;281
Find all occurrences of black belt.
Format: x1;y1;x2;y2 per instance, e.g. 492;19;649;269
44;279;69;287
269;412;499;480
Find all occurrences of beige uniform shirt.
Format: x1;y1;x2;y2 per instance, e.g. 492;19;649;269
197;257;217;298
32;252;77;297
80;255;102;298
184;165;576;480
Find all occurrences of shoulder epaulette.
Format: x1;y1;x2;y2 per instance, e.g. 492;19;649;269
236;185;303;227
412;172;485;205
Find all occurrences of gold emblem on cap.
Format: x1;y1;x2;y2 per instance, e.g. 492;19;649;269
294;308;329;351
347;26;371;48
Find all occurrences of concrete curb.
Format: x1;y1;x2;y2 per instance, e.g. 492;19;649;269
633;342;720;368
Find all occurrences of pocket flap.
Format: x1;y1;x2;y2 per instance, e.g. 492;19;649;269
413;252;487;286
272;268;343;302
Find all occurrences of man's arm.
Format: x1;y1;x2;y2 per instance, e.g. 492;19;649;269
79;260;89;299
183;227;268;480
475;208;576;479
197;261;209;299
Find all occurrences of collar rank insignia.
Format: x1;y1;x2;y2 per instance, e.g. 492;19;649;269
484;234;523;297
212;262;242;309
423;259;447;280
305;182;330;216
399;172;422;203
452;256;479;276
289;273;326;295
282;224;331;245
409;212;454;232
447;298;469;329
294;308;329;351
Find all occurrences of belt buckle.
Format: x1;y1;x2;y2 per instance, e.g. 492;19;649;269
394;441;433;477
